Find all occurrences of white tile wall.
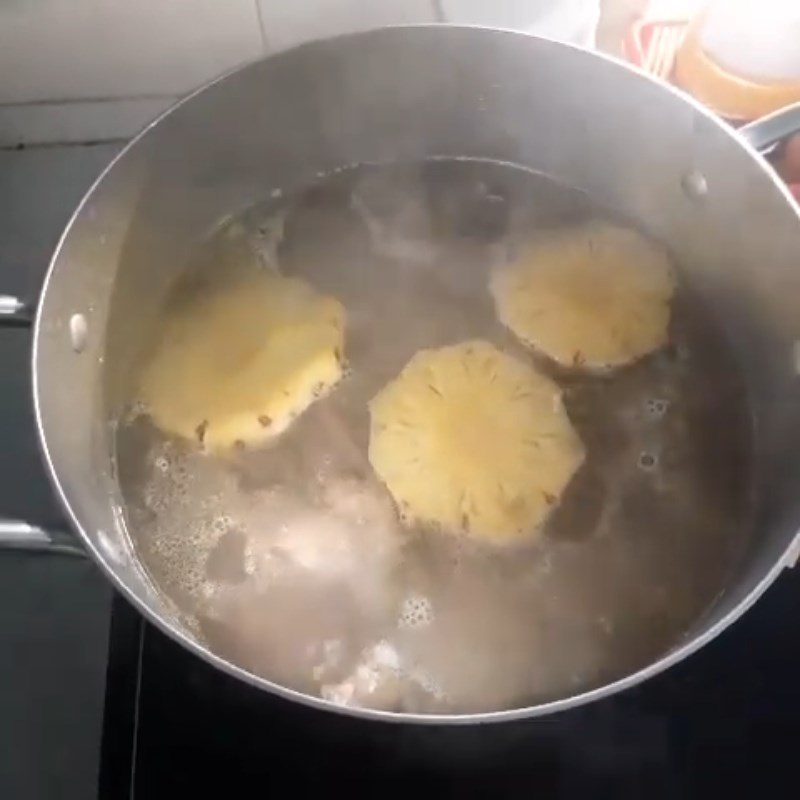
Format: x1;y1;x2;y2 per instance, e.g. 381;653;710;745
256;0;437;52
0;0;613;147
0;0;264;103
0;0;440;146
0;97;177;148
439;0;600;47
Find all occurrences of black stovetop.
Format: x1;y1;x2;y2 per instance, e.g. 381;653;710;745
99;569;800;798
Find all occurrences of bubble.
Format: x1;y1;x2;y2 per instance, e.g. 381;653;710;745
127;399;149;420
181;564;203;590
637;451;658;472
154;456;169;473
173;463;189;483
152;538;169;556
212;516;230;535
173;486;189;504
644;398;669;419
399;594;434;629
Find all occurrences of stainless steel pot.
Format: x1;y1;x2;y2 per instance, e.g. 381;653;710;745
2;26;800;723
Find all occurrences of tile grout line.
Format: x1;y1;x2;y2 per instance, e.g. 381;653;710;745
0;97;177;149
0;138;129;152
253;0;271;53
0;94;176;109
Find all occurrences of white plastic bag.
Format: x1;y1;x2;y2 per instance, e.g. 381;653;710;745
701;0;800;82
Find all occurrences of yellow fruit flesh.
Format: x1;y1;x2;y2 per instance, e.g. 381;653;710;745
369;341;584;544
491;222;676;370
139;271;345;453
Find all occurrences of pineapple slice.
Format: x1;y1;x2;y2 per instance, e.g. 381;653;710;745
139;271;345;453
368;340;584;543
490;222;676;370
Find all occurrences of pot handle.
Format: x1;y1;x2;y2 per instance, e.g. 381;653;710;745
0;520;85;557
0;296;86;556
738;101;800;153
0;294;33;327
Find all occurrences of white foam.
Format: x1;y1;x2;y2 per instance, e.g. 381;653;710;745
371;640;400;671
243;541;257;576
408;667;445;701
320;640;401;707
321;681;355;707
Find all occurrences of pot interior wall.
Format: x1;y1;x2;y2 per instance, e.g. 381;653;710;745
34;27;800;707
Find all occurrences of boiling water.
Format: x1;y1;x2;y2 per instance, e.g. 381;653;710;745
116;160;754;714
